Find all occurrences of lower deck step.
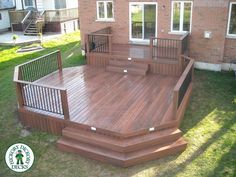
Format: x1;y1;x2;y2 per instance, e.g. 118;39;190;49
62;127;182;152
57;137;187;167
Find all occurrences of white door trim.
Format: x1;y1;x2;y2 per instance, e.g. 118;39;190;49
129;2;158;43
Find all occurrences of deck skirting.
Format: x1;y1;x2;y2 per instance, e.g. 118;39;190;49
19;108;67;135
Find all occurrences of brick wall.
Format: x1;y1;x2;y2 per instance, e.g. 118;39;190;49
79;0;236;64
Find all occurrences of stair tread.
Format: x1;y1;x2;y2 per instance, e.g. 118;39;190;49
57;137;187;161
106;66;147;76
63;127;181;148
109;60;148;69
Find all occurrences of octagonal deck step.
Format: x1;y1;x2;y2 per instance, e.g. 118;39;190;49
57;127;187;167
106;60;148;76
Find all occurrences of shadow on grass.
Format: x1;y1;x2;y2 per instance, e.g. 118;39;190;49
151;70;236;176
210;141;236;177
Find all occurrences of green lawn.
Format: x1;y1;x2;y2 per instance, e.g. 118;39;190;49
0;32;236;177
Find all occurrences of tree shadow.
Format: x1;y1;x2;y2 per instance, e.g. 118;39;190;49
210;141;236;177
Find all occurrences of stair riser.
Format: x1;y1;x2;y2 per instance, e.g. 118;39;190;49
57;143;124;166
124;143;187;167
62;131;182;153
109;60;148;70
106;67;147;76
57;141;187;167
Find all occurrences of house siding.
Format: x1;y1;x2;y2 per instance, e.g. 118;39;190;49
0;10;11;31
79;0;236;66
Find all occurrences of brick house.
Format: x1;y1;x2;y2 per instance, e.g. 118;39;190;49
79;0;236;71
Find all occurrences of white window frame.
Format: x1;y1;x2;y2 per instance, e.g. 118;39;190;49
96;1;114;21
23;0;35;9
129;2;158;43
227;2;236;37
171;1;193;33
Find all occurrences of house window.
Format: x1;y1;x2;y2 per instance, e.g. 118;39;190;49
24;0;33;7
97;1;114;21
171;1;192;33
227;3;236;36
55;0;66;9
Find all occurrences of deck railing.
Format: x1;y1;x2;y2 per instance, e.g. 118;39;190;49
45;8;79;22
173;55;194;116
150;33;189;60
14;51;69;120
86;27;112;53
9;10;29;24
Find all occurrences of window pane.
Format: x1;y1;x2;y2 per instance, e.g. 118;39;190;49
131;5;142;39
173;2;181;31
55;0;66;9
25;0;33;6
98;2;105;18
229;4;236;34
144;5;156;39
107;2;113;18
183;3;191;31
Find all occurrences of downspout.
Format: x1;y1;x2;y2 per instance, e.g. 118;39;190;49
35;0;38;11
21;0;24;10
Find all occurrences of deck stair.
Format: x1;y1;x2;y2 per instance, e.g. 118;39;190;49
57;127;187;167
24;22;39;36
106;59;149;76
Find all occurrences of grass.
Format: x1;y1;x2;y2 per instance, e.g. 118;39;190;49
0;32;236;177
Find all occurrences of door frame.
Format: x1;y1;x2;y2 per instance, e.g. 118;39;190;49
129;2;158;43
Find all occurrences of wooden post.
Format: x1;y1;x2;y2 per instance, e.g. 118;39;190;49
57;50;62;72
85;34;90;54
173;91;179;119
15;83;24;108
150;37;153;59
61;90;70;121
109;35;112;53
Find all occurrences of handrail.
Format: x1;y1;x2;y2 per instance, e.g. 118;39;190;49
14;51;70;119
21;10;31;23
173;55;194;116
174;56;194;91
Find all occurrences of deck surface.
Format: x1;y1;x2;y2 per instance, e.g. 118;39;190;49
35;66;178;134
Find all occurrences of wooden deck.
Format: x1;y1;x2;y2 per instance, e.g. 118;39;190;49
15;47;194;166
33;66;178;136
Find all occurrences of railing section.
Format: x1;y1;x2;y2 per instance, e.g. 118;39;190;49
9;10;29;24
45;8;79;22
14;51;69;120
86;27;112;53
150;33;189;60
173;55;194;116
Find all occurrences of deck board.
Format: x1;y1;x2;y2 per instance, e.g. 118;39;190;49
34;66;178;134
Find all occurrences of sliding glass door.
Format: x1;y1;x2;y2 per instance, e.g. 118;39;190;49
130;3;157;41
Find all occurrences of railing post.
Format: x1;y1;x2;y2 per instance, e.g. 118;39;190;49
57;50;62;71
85;34;90;54
109;35;112;53
150;37;153;59
61;90;70;121
15;83;24;108
173;91;179;119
